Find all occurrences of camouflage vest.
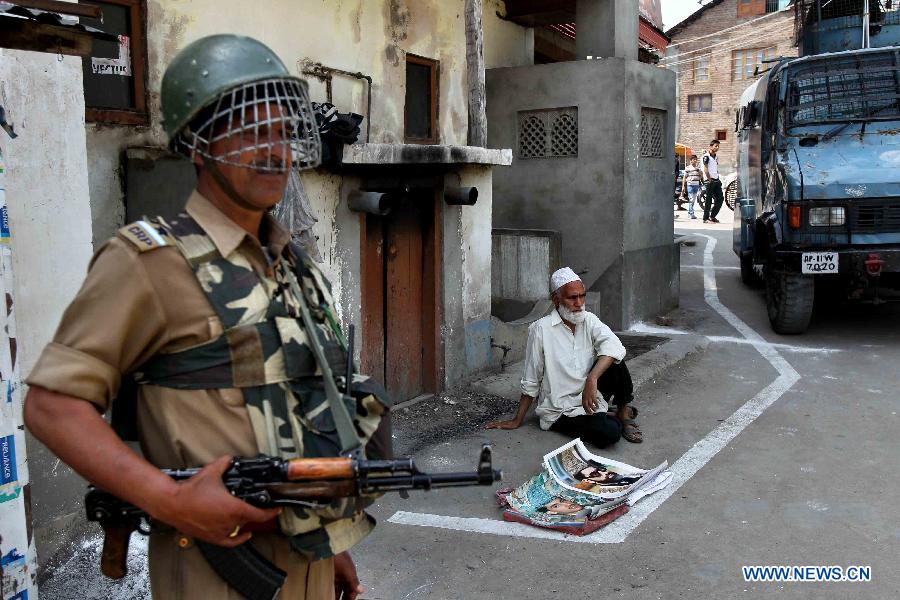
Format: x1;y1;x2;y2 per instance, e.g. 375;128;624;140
117;216;391;560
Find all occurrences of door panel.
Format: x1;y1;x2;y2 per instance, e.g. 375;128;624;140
361;215;385;380
361;193;438;403
385;203;425;400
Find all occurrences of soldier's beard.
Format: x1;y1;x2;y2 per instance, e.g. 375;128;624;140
557;305;585;324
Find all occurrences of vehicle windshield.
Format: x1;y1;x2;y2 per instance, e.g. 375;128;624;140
785;52;900;128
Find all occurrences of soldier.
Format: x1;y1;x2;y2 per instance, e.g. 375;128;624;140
23;35;389;599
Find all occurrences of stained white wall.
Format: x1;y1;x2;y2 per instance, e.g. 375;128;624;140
0;52;94;374
0;45;94;586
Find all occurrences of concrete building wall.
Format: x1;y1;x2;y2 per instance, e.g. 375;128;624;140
666;1;796;174
622;59;678;326
0;46;95;584
487;58;677;329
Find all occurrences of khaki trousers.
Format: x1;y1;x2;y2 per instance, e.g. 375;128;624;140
149;531;334;599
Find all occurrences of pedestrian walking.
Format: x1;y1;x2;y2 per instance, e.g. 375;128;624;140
702;140;724;223
679;154;702;219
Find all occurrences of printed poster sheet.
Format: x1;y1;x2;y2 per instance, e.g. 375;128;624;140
498;439;672;535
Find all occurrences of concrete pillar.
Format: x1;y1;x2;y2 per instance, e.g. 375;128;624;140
576;0;638;61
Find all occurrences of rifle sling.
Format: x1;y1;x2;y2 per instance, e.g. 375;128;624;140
286;246;362;456
196;541;285;600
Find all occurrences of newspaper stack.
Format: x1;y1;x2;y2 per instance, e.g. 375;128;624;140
496;439;673;535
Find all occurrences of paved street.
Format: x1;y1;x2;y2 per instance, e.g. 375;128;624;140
354;209;900;599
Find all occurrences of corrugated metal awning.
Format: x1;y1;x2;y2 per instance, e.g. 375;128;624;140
0;0;116;56
546;17;669;52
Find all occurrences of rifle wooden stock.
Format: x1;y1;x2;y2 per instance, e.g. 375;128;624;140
285;457;355;480
269;480;357;500
100;524;133;579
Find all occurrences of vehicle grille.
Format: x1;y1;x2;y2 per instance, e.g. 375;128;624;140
851;203;900;233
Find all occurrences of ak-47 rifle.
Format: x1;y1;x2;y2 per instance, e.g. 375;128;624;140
85;446;501;600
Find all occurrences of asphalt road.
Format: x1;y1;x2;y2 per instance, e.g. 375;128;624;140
354;213;900;599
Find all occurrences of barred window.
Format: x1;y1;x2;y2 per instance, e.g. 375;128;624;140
732;47;775;81
694;54;710;82
688;94;712;113
517;108;578;159
639;108;666;159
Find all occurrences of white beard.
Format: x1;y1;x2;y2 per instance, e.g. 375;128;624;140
557;305;586;324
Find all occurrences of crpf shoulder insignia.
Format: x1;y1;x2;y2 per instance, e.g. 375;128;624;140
117;219;170;252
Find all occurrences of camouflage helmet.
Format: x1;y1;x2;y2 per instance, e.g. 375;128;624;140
161;34;320;171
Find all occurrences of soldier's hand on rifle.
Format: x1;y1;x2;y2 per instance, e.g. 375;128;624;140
151;455;281;547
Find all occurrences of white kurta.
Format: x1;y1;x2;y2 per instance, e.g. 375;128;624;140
520;310;627;430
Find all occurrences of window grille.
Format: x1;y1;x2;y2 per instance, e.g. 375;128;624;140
550;113;578;156
517;108;578;159
786;50;900;126
732;47;776;81
640;108;666;158
694;54;710;82
688;94;713;113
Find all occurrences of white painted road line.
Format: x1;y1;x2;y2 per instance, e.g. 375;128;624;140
704;336;841;355
388;511;617;544
388;233;800;543
682;264;740;271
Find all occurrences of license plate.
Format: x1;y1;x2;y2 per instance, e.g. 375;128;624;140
801;252;839;274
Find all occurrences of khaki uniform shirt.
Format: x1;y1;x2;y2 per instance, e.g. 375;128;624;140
26;191;334;599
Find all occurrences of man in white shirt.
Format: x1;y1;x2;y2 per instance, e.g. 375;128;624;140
486;267;642;445
702;139;723;224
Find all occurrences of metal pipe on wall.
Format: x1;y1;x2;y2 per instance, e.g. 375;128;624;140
301;62;373;143
862;0;871;48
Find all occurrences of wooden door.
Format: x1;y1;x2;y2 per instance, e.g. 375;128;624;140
361;191;440;402
385;203;425;400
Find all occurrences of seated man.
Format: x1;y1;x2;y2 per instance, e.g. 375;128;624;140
486;267;642;446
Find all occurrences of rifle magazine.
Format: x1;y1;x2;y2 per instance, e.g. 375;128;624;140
195;541;286;600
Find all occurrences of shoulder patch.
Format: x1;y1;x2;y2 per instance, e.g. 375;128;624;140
117;219;170;252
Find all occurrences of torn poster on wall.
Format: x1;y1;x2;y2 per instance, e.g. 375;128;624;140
91;35;132;76
0;148;36;599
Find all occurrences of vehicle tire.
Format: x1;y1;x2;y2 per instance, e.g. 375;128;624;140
765;266;814;334
740;253;762;287
696;187;708;212
725;180;737;211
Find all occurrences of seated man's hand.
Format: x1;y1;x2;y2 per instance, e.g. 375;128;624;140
582;381;600;414
485;419;521;430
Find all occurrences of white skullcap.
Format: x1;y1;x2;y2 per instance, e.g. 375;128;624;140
550;267;581;293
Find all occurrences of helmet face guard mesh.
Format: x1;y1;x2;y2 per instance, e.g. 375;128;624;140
174;78;321;172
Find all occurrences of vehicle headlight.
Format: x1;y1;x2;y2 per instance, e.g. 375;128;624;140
808;206;845;226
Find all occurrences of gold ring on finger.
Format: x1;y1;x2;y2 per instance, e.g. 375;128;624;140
228;525;241;538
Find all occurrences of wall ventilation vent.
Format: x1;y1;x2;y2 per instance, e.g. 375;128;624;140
639;108;665;158
517;107;578;159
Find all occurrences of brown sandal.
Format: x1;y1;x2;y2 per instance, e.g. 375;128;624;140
622;420;643;443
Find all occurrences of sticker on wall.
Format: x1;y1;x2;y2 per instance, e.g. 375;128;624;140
0;205;10;246
0;434;18;503
0;546;29;600
91;35;132;76
0;149;8;246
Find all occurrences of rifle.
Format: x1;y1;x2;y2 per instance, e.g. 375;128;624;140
85;445;501;600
